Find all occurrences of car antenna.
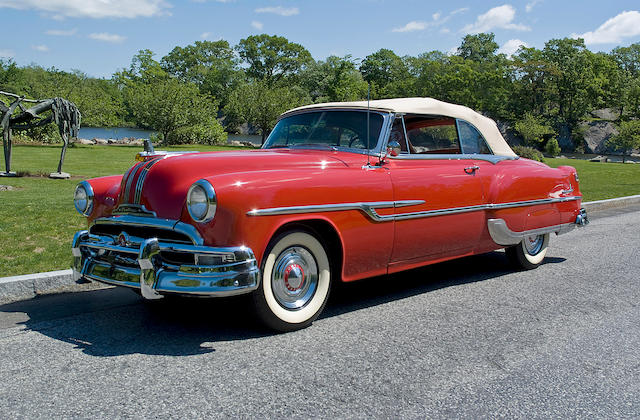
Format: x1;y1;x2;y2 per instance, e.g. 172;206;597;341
366;83;371;167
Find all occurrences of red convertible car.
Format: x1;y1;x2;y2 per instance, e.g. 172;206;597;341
72;98;588;331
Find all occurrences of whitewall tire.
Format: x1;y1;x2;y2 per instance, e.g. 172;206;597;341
253;231;332;332
506;233;550;270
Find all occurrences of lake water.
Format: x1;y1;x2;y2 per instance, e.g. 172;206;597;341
78;127;262;146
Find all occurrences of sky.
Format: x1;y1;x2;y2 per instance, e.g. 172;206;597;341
1;0;640;79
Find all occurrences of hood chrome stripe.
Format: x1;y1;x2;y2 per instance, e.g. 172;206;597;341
247;196;581;223
133;157;162;204
123;161;145;204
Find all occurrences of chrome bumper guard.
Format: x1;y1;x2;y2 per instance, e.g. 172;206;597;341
72;230;260;299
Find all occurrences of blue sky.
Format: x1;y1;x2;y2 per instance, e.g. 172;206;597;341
1;0;640;79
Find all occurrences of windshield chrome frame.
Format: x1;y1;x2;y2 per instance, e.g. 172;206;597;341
262;108;394;156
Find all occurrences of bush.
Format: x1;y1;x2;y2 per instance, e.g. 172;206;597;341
513;145;545;162
168;120;227;145
514;113;555;147
544;137;561;157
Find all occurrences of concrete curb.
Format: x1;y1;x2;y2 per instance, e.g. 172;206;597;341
1;194;639;303
582;194;640;213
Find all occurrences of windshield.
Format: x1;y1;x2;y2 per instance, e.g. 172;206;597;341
263;110;385;150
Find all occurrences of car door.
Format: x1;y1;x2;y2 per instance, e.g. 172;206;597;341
387;116;486;264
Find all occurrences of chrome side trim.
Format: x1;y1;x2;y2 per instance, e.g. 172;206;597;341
247;196;581;223
487;218;578;246
391;153;517;164
247;200;425;221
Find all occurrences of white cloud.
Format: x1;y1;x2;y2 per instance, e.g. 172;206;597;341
393;7;469;33
0;0;171;19
89;32;126;43
393;21;428;33
45;28;77;36
0;49;14;58
200;32;211;39
32;44;50;52
254;6;299;17
525;0;542;13
462;5;530;34
573;11;640;45
498;39;529;57
251;21;264;30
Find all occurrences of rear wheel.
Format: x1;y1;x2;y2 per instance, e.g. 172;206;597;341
253;231;332;332
506;233;550;270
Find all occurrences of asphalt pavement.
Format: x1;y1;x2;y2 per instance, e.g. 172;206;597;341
0;206;639;418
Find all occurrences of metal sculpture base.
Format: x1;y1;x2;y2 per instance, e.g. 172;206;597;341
0;171;17;177
49;171;70;179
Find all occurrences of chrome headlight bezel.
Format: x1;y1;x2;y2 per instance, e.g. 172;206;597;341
187;179;217;223
74;181;94;217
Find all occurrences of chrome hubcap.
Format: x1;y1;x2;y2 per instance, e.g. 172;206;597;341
272;246;318;310
524;234;544;255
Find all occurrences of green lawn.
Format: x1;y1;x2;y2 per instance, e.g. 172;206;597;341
547;158;640;201
0;147;638;277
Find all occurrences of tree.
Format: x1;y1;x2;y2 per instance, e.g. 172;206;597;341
302;55;368;103
236;34;313;86
611;43;640;118
456;33;499;62
226;80;308;143
609;120;640;162
126;78;224;144
542;38;594;130
514;113;555;147
161;40;239;108
359;49;411;98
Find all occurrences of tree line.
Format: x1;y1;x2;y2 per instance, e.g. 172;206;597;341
1;33;639;154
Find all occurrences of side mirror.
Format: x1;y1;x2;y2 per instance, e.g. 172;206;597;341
386;140;401;157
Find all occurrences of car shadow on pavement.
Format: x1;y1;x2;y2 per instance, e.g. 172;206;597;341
0;251;564;357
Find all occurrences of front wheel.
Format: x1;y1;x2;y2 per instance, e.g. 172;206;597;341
506;233;550;270
253;231;332;332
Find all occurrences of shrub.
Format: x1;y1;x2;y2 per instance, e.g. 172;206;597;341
168;120;227;145
514;113;555;147
544;137;561;157
513;145;545;162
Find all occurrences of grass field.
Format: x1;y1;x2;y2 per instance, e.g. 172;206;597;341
1;146;638;277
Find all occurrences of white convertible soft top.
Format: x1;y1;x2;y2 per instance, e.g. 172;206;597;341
283;97;516;157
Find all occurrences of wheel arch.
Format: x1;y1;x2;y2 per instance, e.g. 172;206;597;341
264;218;344;283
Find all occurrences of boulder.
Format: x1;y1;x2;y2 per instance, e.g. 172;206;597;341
77;138;95;145
590;108;620;121
94;138;108;145
580;121;619;154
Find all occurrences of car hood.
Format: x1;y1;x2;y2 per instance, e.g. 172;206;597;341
117;148;359;219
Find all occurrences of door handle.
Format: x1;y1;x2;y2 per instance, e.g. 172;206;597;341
464;165;480;174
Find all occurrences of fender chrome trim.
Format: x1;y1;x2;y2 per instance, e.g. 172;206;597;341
247;196;582;223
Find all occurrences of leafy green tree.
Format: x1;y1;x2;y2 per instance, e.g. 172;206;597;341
514;113;555;147
611;43;640;118
114;49;167;87
542;38;594;129
609;120;640;162
456;33;500;62
161;40;239;108
226;80;309;143
236;34;313;86
127;78;224;145
359;49;412;98
302;55;368;102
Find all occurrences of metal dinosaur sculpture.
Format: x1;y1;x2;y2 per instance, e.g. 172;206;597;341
1;90;81;178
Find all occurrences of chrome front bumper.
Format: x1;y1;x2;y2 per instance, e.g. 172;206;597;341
72;229;260;299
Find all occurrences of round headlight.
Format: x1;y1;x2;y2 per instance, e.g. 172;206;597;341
187;180;216;223
74;181;94;216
